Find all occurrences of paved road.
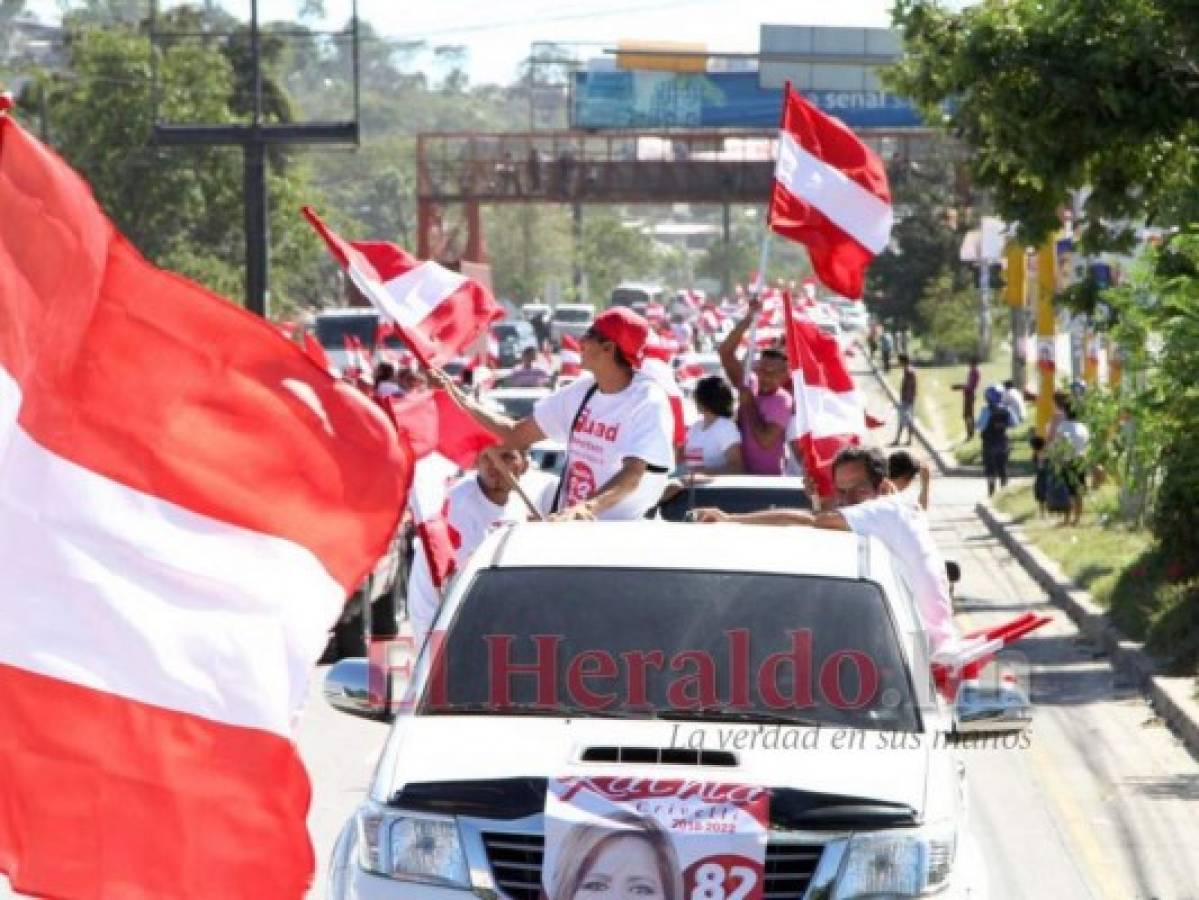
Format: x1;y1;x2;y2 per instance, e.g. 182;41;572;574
856;358;1199;900
6;358;1198;900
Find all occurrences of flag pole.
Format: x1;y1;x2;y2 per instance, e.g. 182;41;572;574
743;230;772;388
500;464;545;522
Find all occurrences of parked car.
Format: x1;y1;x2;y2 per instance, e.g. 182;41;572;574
324;521;1011;898
490;320;538;368
548;304;594;346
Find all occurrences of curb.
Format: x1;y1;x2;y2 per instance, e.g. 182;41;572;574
976;501;1199;758
858;345;972;477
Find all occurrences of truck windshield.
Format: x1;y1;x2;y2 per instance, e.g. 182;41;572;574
422;567;920;732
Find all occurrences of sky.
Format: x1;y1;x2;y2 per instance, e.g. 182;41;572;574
27;0;903;85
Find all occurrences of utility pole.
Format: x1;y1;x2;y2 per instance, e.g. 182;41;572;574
149;0;360;317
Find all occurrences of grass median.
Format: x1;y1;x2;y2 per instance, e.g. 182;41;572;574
883;349;1034;471
994;482;1198;676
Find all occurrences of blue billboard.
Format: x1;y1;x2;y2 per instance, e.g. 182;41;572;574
573;71;923;130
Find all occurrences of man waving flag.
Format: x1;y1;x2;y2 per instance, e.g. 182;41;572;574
0;105;411;898
304;206;503;368
768;82;893;299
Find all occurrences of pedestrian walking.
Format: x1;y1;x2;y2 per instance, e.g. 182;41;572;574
952;357;981;440
892;353;917;446
1051;399;1090;526
880;331;894;372
977;384;1014;496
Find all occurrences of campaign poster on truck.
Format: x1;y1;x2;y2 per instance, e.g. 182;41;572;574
542;776;768;900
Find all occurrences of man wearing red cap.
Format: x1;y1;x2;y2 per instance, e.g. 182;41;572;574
430;307;674;520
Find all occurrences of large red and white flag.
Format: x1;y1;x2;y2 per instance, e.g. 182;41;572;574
303;207;503;368
782;292;867;498
768;83;893;299
0;112;411;897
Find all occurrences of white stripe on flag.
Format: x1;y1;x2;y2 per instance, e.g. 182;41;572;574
0;371;343;737
792;374;868;439
775;131;893;255
351;259;468;330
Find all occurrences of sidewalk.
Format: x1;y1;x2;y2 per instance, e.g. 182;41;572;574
854;346;1199;758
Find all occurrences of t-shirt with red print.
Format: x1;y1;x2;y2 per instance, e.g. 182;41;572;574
534;373;674;520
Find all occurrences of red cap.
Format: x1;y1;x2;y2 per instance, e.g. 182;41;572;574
590;307;649;367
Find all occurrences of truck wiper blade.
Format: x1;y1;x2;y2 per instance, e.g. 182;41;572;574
656;707;825;727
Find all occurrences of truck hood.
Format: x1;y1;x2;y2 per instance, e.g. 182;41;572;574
376;716;930;817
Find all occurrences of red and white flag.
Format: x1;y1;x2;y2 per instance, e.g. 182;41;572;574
768;83;893;299
0;114;411;897
559;334;582;377
303;207;503;368
641;336;688;448
782;292;867;497
381;389;499;471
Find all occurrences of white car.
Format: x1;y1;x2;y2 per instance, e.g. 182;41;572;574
324;522;1006;899
549;304;595;347
831;300;870;332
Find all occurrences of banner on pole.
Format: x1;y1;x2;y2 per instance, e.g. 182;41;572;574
543;777;769;900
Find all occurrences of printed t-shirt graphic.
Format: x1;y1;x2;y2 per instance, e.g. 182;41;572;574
534;373;673;519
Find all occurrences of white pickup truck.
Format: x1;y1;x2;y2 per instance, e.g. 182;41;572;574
324;522;1023;898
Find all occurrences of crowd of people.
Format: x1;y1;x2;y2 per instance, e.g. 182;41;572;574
358;301;960;666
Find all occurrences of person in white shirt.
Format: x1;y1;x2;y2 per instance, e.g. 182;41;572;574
679;376;742;474
408;447;555;644
430;308;674;521
1001;379;1025;424
693;445;956;658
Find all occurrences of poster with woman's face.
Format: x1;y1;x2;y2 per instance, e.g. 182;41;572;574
542;777;768;900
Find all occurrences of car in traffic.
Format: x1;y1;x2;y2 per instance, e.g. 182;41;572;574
548;304;594;347
312;307;397;373
829;298;870;332
609;281;664;316
323;521;1006;899
490;320;538;368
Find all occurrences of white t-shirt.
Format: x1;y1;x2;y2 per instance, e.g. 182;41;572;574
408;471;556;641
839;495;957;654
534;373;674;520
682;417;741;470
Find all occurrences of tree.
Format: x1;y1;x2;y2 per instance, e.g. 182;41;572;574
483;203;573;302
578;211;656;304
866;152;967;330
888;0;1199;248
19;23;332;315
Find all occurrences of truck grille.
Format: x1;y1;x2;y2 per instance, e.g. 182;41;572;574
481;831;824;900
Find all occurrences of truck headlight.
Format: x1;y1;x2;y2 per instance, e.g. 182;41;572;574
356;803;470;888
833;821;957;898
